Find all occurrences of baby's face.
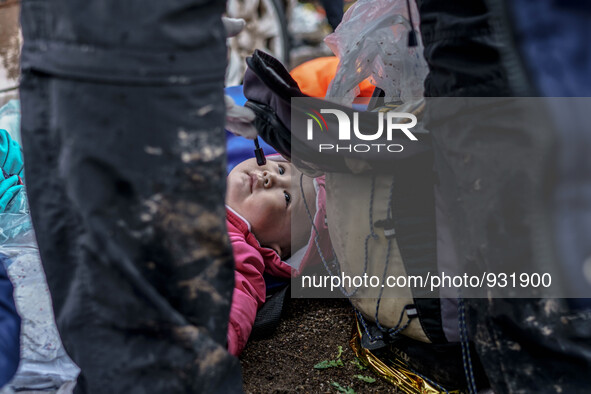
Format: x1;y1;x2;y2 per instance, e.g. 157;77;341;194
226;158;316;258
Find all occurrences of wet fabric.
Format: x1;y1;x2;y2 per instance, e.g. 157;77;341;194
419;0;591;391
319;0;344;31
1;217;80;390
418;0;511;98
19;0;242;393
0;126;79;390
508;0;591;309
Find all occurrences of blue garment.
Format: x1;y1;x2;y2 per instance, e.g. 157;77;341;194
510;0;591;97
511;0;591;307
0;255;20;388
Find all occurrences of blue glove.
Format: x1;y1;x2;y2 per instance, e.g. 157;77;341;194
0;129;23;178
0;175;24;213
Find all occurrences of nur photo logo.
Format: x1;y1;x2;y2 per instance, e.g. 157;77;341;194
305;108;418;153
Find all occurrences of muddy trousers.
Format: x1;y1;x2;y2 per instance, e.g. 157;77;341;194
419;0;591;392
19;0;242;392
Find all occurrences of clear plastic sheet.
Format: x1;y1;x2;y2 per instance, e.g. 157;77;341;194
324;0;428;105
0;195;79;390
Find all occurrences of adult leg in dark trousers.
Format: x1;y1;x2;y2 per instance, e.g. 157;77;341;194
420;0;591;391
19;0;242;393
320;0;344;31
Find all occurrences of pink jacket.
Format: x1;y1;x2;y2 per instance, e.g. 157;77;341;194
226;177;332;356
226;207;291;356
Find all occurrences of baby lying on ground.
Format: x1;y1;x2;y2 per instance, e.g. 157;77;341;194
225;156;330;355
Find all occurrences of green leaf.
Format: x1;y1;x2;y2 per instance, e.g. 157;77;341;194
331;381;357;394
355;375;376;383
314;360;334;369
336;345;344;359
314;359;344;369
350;358;367;371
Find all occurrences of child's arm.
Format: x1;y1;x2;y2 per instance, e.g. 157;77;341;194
263;255;292;278
227;236;266;356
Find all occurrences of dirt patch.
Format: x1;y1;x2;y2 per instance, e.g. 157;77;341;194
240;298;397;393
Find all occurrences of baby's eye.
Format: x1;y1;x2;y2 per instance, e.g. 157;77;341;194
278;165;285;175
284;191;291;207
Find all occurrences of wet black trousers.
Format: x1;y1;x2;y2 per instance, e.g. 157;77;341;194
19;0;242;392
419;0;591;392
